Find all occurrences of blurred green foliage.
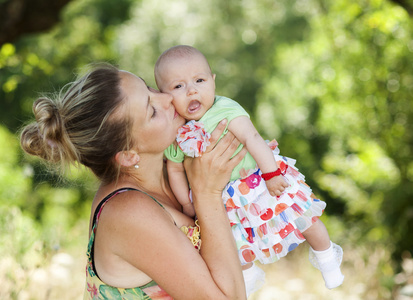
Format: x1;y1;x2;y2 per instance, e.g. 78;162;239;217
0;0;412;298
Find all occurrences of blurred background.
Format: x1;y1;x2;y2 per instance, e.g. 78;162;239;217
0;0;412;299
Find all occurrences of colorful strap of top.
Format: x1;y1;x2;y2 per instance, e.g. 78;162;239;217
84;187;200;300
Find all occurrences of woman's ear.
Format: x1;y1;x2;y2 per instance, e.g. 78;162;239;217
115;150;140;167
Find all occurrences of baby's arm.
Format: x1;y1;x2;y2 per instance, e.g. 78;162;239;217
228;116;289;196
166;159;195;217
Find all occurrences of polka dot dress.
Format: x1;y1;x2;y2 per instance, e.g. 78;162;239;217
222;143;326;265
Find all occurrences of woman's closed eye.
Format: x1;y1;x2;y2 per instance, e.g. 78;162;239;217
151;106;157;118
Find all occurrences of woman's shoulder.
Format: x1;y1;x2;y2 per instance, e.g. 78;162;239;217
93;186;150;212
90;188;180;292
101;188;166;219
95;188;180;251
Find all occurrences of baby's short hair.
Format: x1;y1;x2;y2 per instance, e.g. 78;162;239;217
155;45;211;77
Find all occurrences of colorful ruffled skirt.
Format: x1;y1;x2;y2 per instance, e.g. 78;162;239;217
222;142;326;265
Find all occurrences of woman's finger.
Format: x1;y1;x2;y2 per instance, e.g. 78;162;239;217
226;144;247;169
211;131;237;157
226;134;243;158
205;119;228;152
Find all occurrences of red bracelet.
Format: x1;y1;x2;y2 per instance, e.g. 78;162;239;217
261;166;287;181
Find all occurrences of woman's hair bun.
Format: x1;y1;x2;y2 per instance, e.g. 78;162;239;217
20;95;77;166
33;96;63;143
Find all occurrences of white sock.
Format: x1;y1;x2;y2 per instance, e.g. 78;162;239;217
312;241;336;262
311;241;344;289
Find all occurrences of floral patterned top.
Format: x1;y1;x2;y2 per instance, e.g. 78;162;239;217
84;188;201;300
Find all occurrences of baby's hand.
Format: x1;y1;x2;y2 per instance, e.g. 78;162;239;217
265;175;289;197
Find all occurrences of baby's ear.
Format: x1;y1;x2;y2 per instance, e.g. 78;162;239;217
212;74;216;80
115;150;140;167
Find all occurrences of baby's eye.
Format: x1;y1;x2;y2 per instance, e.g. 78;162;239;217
196;79;205;83
174;84;182;89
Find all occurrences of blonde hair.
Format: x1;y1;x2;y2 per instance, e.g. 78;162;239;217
20;63;133;183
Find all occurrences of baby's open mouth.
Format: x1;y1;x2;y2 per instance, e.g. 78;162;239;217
188;100;201;114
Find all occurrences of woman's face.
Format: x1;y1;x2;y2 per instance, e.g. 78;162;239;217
119;71;185;154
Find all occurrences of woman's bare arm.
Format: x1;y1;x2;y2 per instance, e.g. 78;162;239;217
184;119;248;299
98;120;247;300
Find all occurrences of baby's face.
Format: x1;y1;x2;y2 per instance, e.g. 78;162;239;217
156;54;216;121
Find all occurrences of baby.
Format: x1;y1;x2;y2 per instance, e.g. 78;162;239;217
155;45;344;295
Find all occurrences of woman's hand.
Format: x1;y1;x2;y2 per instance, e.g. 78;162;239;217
182;119;247;299
184;119;247;197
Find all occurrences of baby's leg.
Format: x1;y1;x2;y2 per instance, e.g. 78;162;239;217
302;219;344;289
301;219;331;251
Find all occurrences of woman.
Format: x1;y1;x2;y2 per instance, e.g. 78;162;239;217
20;63;247;299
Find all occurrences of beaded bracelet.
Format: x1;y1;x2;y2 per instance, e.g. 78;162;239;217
261;166;288;181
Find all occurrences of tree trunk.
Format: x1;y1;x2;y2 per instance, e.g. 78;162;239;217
0;0;72;46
